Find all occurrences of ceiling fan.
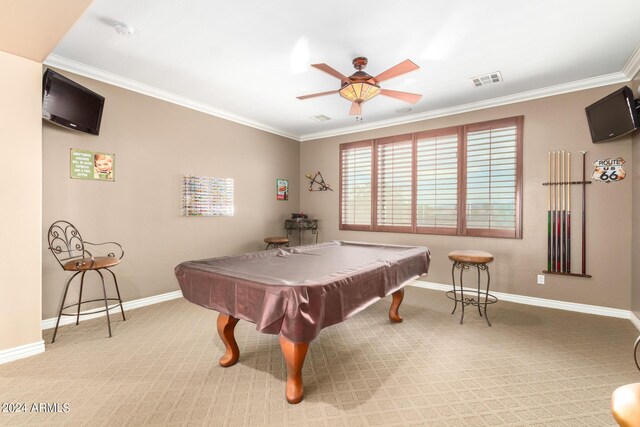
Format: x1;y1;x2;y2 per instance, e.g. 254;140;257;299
297;57;422;116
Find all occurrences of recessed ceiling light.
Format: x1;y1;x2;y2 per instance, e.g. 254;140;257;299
395;107;412;113
114;23;135;36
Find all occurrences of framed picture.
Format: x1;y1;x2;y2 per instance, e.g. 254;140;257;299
70;149;115;182
276;179;289;200
181;175;234;217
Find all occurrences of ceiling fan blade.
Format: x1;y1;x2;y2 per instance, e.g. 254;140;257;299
296;90;339;100
311;63;350;82
373;59;419;83
380;89;422;104
349;102;362;116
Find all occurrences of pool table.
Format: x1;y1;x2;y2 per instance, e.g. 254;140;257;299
175;241;430;403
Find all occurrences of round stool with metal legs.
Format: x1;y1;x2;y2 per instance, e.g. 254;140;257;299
264;237;289;250
446;250;497;326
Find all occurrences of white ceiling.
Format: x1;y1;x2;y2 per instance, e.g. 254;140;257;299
47;0;640;141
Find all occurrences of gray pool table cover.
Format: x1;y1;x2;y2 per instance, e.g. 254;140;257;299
175;241;430;343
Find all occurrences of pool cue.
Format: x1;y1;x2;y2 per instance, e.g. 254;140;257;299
559;151;563;272
560;150;567;273
547;152;551;271
581;151;587;275
550;151;556;272
556;151;561;272
553;151;559;271
566;152;571;273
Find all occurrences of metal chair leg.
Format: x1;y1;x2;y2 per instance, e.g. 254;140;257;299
459;265;465;324
450;263;458;315
76;271;86;325
97;270;112;338
484;266;492;327
52;271;80;343
476;266;483;317
106;268;126;321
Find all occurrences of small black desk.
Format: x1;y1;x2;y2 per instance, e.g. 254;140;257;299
285;219;318;245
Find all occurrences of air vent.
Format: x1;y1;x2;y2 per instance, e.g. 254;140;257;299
310;115;331;122
471;72;503;87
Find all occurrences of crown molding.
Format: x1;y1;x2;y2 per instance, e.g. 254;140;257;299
43;55;299;141
44;54;632;143
299;71;629;141
622;42;640;80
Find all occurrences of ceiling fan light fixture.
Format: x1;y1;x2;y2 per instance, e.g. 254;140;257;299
339;81;380;103
298;57;420;116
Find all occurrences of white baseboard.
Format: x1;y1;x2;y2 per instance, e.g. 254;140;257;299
411;280;632;320
629;311;640;331
5;284;638;365
41;290;183;330
0;340;45;365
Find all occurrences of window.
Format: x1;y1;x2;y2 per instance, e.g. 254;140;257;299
416;128;460;234
340;142;372;230
339;116;523;238
376;135;413;231
465;118;521;237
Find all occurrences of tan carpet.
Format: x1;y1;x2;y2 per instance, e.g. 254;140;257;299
0;286;638;426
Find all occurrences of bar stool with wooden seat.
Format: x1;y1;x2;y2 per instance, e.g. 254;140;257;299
47;220;125;343
264;236;289;250
447;250;497;326
611;336;640;426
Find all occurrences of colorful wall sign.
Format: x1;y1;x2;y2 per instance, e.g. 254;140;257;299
70;149;115;181
592;157;625;183
276;179;289;200
181;175;234;216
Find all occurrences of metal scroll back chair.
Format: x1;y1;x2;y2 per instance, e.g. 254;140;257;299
47;220;125;343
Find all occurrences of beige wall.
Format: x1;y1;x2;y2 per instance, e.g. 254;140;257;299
42;70;300;319
0;0;92;62
632;74;640;317
301;84;633;310
0;52;43;351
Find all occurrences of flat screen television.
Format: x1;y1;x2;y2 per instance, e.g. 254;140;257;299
585;85;639;143
42;69;105;135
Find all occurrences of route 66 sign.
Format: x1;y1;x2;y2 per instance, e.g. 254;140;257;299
592;157;626;183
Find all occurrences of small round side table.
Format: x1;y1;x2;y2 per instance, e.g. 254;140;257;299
446;250;497;326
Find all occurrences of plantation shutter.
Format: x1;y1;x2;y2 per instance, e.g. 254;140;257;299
339;116;522;239
340;142;373;230
376;136;413;231
465;117;522;238
415;129;459;234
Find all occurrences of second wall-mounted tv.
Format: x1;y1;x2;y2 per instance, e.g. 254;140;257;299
42;69;105;135
585;85;639;143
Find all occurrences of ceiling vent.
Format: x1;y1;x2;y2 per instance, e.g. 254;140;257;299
310;115;331;122
471;72;502;87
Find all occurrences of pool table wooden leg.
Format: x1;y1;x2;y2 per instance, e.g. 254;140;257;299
389;288;405;323
217;313;240;367
278;336;309;404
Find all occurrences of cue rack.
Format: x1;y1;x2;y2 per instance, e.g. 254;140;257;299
542;150;591;278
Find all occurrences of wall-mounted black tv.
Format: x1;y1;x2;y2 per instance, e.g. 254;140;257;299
585;85;639;143
42;69;105;135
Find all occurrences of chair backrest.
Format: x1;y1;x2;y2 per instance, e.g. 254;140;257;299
48;220;86;269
